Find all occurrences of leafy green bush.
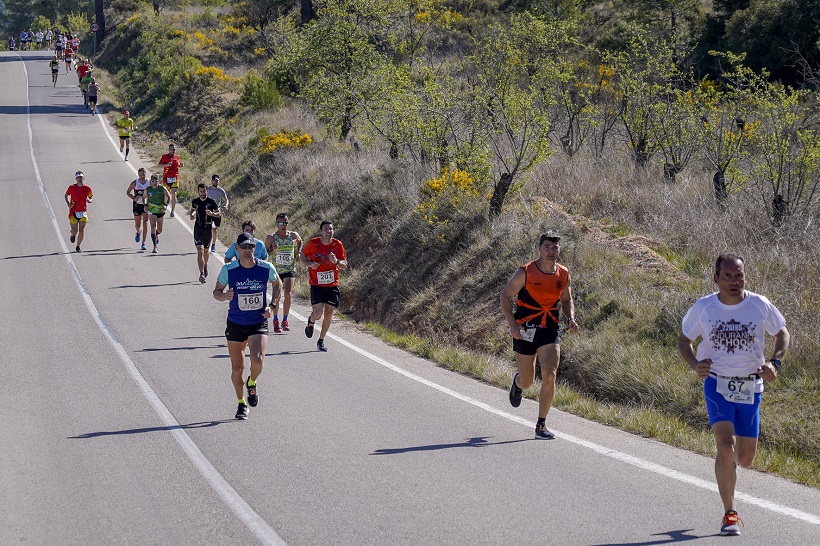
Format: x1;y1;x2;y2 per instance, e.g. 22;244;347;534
241;71;282;110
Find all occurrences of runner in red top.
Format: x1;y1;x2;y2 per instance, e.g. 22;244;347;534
64;171;93;253
158;143;183;217
300;220;347;352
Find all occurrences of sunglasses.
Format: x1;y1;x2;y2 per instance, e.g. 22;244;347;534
239;245;255;249
277;221;288;226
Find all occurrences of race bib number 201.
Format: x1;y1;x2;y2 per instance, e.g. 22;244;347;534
238;292;263;311
317;271;335;285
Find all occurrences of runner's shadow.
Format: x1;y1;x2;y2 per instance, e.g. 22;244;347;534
111;281;199;289
176;335;225;340
79;160;119;165
372;437;531;455
267;350;318;356
2;252;64;259
139;345;226;352
68;420;235;439
590;529;704;545
103;218;136;222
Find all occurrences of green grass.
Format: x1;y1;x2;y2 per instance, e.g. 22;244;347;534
358;321;820;488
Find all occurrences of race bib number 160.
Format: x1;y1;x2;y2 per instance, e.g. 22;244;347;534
238;292;263;311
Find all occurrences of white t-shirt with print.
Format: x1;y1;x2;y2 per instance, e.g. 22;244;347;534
681;291;786;377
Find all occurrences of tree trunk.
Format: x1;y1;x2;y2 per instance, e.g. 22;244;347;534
489;172;514;218
772;193;787;227
301;0;316;24
713;171;727;206
95;0;105;42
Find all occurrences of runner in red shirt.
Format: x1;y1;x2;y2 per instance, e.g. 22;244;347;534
300;220;347;352
64;171;94;253
158;143;183;217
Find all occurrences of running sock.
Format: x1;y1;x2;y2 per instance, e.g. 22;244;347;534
151;233;157;245
272;315;278;322
537;417;546;426
247;378;256;387
282;315;288;321
239;398;246;405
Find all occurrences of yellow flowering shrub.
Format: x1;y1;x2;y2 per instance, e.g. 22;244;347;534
194;66;237;83
257;131;313;156
415;168;479;225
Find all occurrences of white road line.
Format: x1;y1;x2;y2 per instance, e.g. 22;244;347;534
287;322;820;526
22;58;286;546
82;58;820;529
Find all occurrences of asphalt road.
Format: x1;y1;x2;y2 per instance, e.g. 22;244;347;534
1;50;819;546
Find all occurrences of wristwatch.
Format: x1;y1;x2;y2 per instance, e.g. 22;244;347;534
770;358;782;370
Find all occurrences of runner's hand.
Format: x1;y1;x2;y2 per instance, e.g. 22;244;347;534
694;359;712;379
509;322;523;340
220;288;234;301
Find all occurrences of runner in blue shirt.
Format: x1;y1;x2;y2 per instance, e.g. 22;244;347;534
223;219;268;263
213;232;281;420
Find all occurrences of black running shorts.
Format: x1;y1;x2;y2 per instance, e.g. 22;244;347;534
512;322;561;355
310;285;341;307
225;319;268;342
193;224;213;247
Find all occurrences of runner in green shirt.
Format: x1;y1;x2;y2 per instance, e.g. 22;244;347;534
145;174;170;253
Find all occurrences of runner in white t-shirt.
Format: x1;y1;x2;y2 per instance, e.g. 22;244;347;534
677;253;789;537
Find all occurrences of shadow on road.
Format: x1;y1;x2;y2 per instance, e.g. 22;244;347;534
590;529;708;545
68;420;236;439
372;436;532;455
2;251;64;260
111;281;200;289
139;344;226;352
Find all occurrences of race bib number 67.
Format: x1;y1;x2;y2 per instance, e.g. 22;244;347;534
238;292;263;311
716;376;754;404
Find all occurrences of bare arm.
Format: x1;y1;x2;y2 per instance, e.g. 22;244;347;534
677;334;711;379
126;181;136;200
213;281;233;302
559;274;579;333
500;268;526;340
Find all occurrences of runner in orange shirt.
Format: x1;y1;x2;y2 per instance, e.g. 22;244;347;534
500;231;579;439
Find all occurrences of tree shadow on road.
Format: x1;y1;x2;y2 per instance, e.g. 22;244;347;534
68;420;236;439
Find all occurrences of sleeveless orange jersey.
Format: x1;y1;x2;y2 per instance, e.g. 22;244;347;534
514;261;569;327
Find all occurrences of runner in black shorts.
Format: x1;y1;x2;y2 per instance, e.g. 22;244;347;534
300;221;347;352
214;232;281;420
188;183;220;284
500;231;579;440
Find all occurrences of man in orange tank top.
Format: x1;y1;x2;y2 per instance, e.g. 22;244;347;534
500;231;579;439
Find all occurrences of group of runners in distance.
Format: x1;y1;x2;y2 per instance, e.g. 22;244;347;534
65;123;349;425
9;28;76;54
51;49;789;534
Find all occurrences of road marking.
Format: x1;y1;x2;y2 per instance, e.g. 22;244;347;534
27;56;819;530
22;57;286;546
286;313;820;526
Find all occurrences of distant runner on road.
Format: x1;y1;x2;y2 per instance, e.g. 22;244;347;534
158;143;183;218
64;171;93;253
145;174;170;253
265;212;302;333
49;56;59;86
126;167;150;250
223;220;268;263
213;232;281;421
206;174;228;253
116;110;134;160
188;183;220;284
